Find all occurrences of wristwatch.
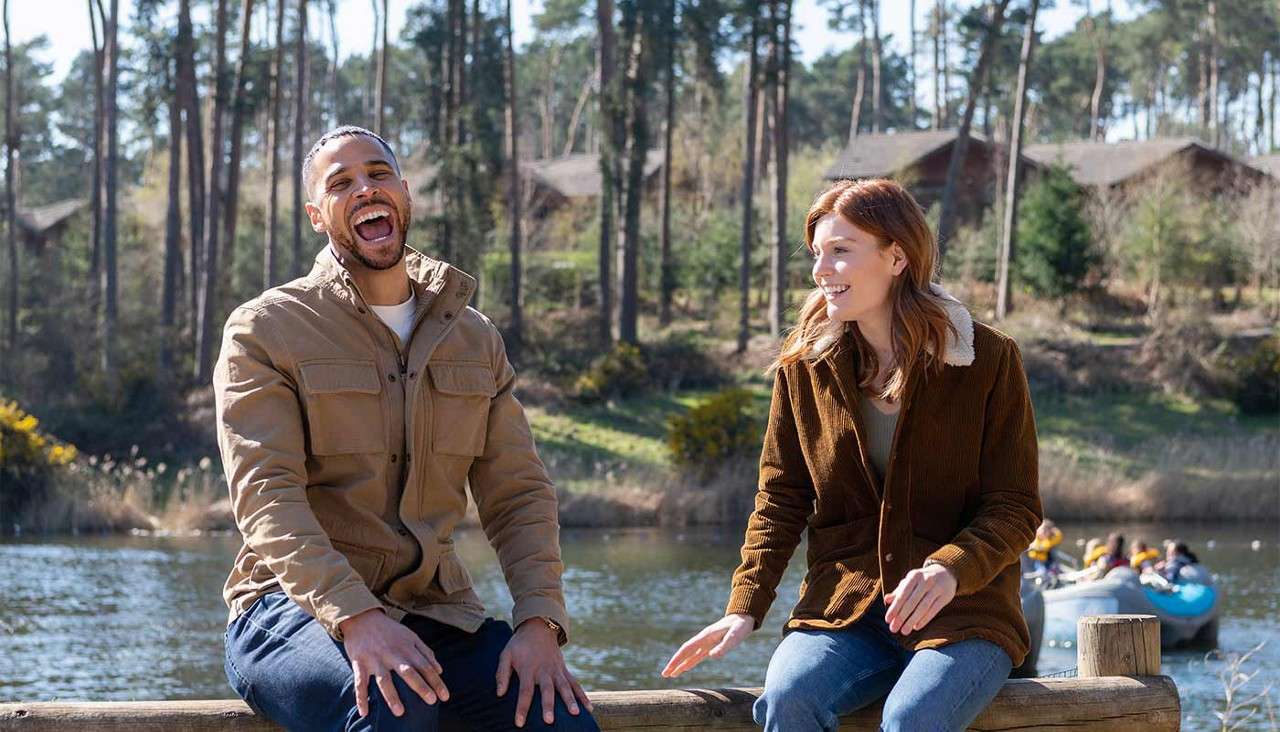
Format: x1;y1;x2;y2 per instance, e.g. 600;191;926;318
540;616;563;636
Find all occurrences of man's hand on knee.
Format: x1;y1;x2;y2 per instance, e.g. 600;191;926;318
340;609;450;718
496;618;592;728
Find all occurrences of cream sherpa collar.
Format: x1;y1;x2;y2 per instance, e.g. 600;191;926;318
812;283;975;367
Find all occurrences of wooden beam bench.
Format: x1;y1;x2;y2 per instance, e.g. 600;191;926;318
0;615;1180;731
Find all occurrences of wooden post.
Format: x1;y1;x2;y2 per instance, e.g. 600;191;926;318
1078;614;1162;677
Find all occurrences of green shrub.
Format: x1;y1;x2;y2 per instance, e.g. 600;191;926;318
1230;338;1280;416
645;333;728;391
1018;164;1097;299
667;388;761;479
1;398;78;525
574;342;651;402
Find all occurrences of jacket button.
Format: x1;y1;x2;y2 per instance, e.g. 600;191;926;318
358;307;367;314
443;312;454;320
885;552;895;563
408;372;416;379
388;374;396;382
397;527;410;536
390;454;397;463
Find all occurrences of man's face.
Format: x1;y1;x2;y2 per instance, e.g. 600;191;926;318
304;134;412;271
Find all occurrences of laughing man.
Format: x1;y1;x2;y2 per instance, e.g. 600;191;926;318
214;126;599;732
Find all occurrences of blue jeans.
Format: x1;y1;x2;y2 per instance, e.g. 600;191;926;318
224;592;600;732
753;597;1012;732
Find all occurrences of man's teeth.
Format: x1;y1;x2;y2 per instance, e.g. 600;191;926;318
354;210;389;225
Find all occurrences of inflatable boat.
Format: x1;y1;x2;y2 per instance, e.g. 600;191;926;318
1039;565;1220;649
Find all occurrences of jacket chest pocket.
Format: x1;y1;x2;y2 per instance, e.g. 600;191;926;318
298;359;387;455
429;362;497;457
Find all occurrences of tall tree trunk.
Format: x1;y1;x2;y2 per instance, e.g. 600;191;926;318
996;0;1039;320
738;9;760;354
87;0;103;303
266;0;285;288
2;0;14;365
596;0;617;343
562;65;595;157
292;0;308;279
932;0;942;129
1083;0;1109;140
196;0;230;382
223;0;256;306
769;0;791;338
1197;23;1209;137
366;0;378;124
326;0;338;127
162;58;183;372
870;0;881;133
940;0;950;126
909;0;916;126
101;0;120;381
617;2;647;346
936;0;1010;258
375;0;387;134
658;0;676;327
1256;59;1266;153
176;0;205;339
848;0;867;143
1208;1;1218;147
1271;52;1277;152
501;0;523;362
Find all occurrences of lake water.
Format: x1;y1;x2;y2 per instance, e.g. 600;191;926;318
1;521;1276;730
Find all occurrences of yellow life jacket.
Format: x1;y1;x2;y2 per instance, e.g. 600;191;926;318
1027;527;1063;562
1084;545;1108;566
1131;548;1160;569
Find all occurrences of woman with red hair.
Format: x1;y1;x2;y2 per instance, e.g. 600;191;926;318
662;179;1043;731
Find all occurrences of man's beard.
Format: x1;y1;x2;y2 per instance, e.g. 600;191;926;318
330;204;412;271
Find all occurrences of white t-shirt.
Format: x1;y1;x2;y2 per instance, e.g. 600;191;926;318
370;292;417;346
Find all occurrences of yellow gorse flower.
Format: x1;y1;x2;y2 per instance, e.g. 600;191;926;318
1;398;79;470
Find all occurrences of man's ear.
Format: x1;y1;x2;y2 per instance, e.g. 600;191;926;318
401;177;411;205
304;200;326;234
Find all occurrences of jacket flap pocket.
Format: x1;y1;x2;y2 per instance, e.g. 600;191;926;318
331;539;389;590
300;359;382;394
429;362;497;398
436;548;473;594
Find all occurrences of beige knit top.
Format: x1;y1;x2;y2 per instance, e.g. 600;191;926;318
857;395;900;480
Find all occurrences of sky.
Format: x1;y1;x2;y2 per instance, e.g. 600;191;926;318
15;0;1139;88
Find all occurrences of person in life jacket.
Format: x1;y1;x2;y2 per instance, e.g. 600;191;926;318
1081;538;1106;567
1097;533;1128;573
1027;519;1063;575
1157;541;1202;583
1129;540;1161;573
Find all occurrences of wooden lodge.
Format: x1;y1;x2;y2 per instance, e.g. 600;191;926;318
823;130;1041;223
1025;137;1272;196
523;150;665;219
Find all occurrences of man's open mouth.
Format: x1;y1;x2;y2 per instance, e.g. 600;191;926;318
352;207;395;242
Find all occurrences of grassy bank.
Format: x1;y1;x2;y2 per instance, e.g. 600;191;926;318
531;382;1278;527
6;294;1276;534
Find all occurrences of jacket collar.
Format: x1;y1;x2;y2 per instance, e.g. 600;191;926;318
310;244;476;317
814;283;974;368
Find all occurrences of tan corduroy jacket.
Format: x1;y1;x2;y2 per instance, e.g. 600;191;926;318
213;246;568;643
725;295;1043;665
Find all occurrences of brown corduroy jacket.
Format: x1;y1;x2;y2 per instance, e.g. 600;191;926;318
725;298;1043;665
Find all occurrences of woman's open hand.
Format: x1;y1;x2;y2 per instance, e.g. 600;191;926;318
660;613;755;678
884;562;957;634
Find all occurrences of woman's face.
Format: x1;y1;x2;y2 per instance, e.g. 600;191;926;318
810;213;907;323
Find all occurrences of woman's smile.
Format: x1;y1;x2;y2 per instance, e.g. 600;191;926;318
821;283;850;302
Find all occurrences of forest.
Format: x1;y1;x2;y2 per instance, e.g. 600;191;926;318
0;0;1277;531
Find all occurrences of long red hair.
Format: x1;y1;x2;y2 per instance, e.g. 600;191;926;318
771;178;954;402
